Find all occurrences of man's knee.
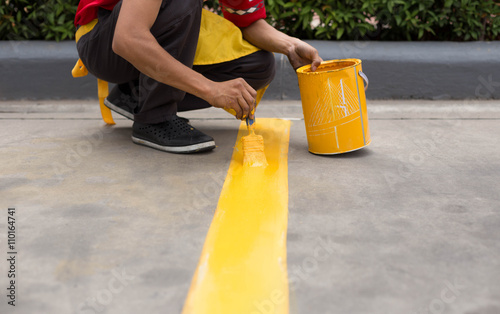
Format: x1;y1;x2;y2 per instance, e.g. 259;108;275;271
246;50;276;89
260;50;276;84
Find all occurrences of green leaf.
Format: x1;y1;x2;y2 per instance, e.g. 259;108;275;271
395;15;402;26
336;27;344;39
57;14;65;25
47;13;54;25
388;1;395;13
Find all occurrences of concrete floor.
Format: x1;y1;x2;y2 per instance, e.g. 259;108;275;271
0;100;499;314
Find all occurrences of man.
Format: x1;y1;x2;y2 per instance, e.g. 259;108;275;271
75;0;322;153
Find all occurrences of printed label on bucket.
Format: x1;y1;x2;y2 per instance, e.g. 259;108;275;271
307;77;360;130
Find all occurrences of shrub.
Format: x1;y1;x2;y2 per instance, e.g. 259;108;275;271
363;0;500;41
0;0;499;41
207;0;500;41
0;0;78;41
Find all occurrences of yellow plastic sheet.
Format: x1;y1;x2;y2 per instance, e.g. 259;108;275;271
194;9;260;66
97;79;115;125
71;59;88;78
182;118;291;314
75;18;98;43
73;18;115;125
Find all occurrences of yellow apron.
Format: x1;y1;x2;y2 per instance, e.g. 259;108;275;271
72;9;266;124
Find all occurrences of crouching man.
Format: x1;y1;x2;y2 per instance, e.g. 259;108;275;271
75;0;322;153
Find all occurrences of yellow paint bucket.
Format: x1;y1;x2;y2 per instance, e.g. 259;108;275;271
297;59;371;154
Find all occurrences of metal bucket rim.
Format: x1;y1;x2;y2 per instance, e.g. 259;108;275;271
296;58;362;75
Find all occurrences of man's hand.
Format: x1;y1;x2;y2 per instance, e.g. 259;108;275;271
208;78;257;120
242;19;323;72
287;38;323;71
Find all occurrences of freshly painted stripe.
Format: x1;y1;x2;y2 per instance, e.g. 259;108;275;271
182;118;291;314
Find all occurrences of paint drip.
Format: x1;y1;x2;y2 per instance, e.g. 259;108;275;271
242;127;268;167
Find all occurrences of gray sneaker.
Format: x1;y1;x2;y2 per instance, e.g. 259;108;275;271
104;85;137;120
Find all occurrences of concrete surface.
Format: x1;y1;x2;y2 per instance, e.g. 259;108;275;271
0;99;499;314
2;40;500;100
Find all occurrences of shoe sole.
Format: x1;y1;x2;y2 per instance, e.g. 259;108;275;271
131;135;216;154
104;98;134;120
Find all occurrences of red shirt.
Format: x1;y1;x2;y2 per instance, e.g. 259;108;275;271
74;0;266;28
74;0;118;27
220;0;266;27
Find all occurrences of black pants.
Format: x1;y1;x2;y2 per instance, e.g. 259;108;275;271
76;0;275;124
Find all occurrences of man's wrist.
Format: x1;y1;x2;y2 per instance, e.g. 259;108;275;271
282;37;299;58
195;79;215;105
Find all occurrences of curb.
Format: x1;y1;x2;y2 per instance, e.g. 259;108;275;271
1;40;499;100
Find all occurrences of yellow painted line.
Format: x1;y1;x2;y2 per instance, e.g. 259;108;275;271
182;118;291;314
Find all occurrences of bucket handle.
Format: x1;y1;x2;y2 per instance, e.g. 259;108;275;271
358;71;369;91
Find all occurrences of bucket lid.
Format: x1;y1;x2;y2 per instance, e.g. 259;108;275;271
296;59;361;75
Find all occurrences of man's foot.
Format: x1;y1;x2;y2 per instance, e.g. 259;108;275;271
131;116;215;153
104;85;137;120
104;85;190;123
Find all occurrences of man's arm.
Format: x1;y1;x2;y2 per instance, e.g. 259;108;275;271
112;0;256;119
241;19;323;71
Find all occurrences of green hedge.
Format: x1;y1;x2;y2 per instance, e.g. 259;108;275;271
1;0;499;41
259;0;500;41
0;0;78;41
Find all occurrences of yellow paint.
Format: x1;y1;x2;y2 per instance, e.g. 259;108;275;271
182;118;291;314
297;59;371;154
